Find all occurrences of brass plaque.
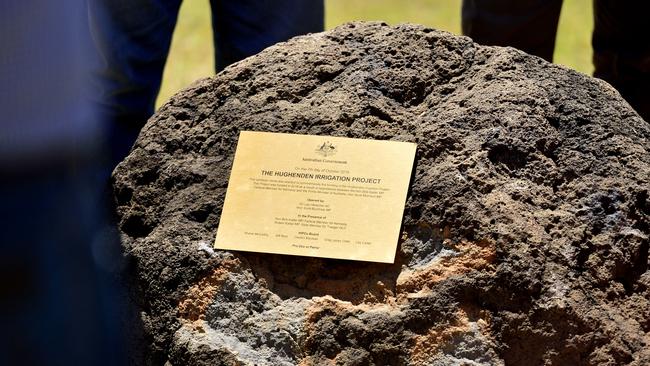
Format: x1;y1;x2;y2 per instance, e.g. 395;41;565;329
214;131;417;263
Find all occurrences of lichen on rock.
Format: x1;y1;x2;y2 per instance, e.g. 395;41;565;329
113;22;650;365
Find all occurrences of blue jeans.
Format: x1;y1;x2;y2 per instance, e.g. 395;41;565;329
1;163;131;365
1;0;131;364
89;0;324;169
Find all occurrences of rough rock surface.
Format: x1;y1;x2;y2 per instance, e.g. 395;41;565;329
113;22;650;365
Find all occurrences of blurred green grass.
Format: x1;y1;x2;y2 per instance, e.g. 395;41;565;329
157;0;593;107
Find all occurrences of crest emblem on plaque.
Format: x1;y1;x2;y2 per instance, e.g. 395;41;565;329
315;141;337;157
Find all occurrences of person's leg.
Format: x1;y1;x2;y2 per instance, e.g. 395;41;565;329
88;0;183;170
593;0;650;121
210;0;324;71
1;161;130;365
462;0;563;62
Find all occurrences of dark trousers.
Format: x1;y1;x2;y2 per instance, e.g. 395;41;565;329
462;0;650;121
1;164;130;365
89;0;324;169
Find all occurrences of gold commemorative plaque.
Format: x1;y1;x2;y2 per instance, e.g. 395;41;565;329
214;131;417;263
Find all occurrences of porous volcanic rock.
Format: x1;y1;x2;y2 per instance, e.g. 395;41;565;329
113;22;650;365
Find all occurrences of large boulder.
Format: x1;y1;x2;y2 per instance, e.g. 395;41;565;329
113;22;650;365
